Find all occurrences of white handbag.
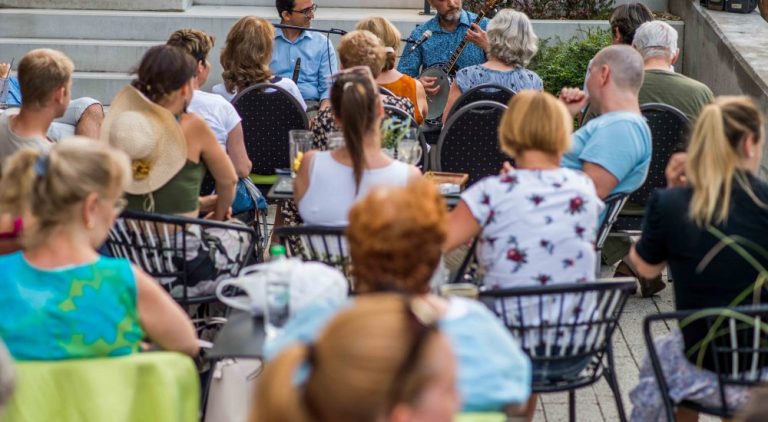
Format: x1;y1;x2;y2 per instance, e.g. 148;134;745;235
204;358;262;422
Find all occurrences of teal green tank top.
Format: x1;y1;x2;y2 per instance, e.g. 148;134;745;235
126;159;205;214
0;252;144;360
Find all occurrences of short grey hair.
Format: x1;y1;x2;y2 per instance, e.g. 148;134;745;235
592;44;645;94
632;21;678;62
487;9;538;67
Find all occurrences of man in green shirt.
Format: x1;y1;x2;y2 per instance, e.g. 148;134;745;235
633;20;714;121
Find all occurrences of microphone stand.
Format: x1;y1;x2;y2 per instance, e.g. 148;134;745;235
272;22;347;36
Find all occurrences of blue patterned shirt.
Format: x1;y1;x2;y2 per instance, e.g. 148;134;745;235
397;10;489;77
455;65;543;93
270;28;339;101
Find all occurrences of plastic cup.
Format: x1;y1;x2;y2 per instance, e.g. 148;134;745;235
289;130;313;178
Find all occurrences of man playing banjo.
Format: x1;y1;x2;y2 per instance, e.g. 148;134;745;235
398;0;490;119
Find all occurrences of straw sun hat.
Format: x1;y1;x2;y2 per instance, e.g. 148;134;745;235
100;85;187;195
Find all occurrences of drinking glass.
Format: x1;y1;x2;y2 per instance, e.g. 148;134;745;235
289;130;313;178
439;283;479;300
327;131;345;150
264;280;290;339
396;129;422;165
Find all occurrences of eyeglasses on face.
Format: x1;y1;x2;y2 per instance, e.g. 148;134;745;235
291;3;318;17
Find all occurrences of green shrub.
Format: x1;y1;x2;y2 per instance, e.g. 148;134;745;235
465;0;614;19
528;28;613;96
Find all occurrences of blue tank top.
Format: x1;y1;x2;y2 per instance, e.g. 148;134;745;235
0;252;144;360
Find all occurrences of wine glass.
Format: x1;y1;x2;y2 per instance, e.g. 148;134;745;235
396;129;422;165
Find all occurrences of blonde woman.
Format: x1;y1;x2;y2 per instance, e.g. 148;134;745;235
356;17;428;124
0;137;198;360
213;16;305;110
253;294;460;422
629;97;768;421
442;9;543;123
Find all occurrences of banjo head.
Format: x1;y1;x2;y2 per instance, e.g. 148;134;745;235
420;67;452;120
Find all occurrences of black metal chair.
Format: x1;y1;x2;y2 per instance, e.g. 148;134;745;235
232;83;308;192
273;225;352;290
644;305;768;421
383;104;430;170
481;281;636;422
595;192;630;276
105;210;257;307
613;103;691;232
379;86;396;97
436;100;508;186
445;83;514;120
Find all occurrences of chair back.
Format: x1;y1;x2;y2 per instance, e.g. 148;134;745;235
596;192;629;250
437;100;508;185
232;83;309;176
644;305;768;420
446;83;514;119
481;281;635;391
379;86;396;97
273;225;352;288
634;103;691;205
105;210;256;306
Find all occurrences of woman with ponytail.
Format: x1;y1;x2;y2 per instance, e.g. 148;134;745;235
0;138;198;360
356;17;428;124
254;294;460;422
628;96;768;421
294;65;421;225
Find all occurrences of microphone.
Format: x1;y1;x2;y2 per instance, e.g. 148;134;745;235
409;30;432;52
292;58;301;83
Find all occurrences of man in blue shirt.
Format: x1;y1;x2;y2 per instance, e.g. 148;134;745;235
271;0;338;111
398;0;489;97
560;45;659;295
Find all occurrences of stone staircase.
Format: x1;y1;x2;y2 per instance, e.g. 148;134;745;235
0;0;431;104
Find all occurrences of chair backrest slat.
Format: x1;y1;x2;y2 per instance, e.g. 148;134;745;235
274;225;351;290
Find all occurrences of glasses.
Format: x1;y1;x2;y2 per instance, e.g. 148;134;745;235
388;297;439;405
290;3;317;17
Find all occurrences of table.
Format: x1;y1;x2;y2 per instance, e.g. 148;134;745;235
267;176;461;208
208;311;266;359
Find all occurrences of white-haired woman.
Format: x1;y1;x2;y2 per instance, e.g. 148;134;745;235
442;9;543;123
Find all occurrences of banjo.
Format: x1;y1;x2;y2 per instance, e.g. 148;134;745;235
419;0;502;121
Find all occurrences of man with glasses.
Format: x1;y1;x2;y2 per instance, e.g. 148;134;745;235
272;0;338;112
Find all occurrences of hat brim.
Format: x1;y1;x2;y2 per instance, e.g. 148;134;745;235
100;85;188;195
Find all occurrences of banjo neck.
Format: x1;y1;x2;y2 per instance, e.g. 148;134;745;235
442;10;487;75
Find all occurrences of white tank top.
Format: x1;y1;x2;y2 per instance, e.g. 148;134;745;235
298;151;411;225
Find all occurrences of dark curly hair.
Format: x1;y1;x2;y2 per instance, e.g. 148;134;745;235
609;3;654;45
131;45;197;103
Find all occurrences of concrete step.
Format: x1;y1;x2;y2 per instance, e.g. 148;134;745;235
0;38;157;73
194;0;426;8
0;0;190;11
0;6;429;41
70;71;133;104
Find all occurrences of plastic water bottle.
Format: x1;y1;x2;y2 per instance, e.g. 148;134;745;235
264;245;291;339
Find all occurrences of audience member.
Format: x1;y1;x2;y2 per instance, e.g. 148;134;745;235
271;0;337;110
0;340;12;412
736;388;768;422
0;137;199;360
267;180;532;412
255;294;460;422
0;49;70;164
398;0;489;98
445;90;601;289
103;45;237;221
0;62;103;142
311;30;416;150
443;9;543;123
167;28;252;178
356;17;428;124
632;21;714;121
296;66;420;225
629;96;768;421
559;45;654;294
214;16;306;110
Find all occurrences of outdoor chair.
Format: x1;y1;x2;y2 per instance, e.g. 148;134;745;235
445;83;514;120
481;280;636;422
613;103;691;232
105;210;257;307
595;192;630;275
644;305;768;421
232;82;308;193
379;85;396;97
436;100;508;185
383;104;430;170
273;225;352;290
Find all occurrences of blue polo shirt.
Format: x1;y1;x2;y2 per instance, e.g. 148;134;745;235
397;10;488;77
270;28;338;101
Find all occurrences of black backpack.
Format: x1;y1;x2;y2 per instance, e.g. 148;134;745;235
700;0;757;13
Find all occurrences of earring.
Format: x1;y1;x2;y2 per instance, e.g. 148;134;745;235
86;220;95;230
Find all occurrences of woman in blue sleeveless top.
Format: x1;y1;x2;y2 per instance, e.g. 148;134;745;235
0;137;199;360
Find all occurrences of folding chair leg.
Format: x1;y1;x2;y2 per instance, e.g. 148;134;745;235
568;390;576;422
604;345;628;422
